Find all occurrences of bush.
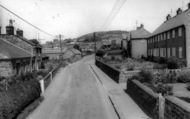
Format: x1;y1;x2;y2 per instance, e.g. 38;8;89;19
138;69;153;83
96;50;105;57
155;83;173;95
0;80;41;119
177;70;190;83
167;57;180;69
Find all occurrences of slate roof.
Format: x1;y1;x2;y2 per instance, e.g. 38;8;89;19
0;38;32;59
130;27;151;39
151;8;190;36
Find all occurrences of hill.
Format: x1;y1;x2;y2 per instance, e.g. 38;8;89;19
77;30;129;42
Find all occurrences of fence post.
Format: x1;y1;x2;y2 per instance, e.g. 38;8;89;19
40;79;45;95
159;93;165;119
50;72;53;81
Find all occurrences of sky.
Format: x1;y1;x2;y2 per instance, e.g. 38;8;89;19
0;0;190;43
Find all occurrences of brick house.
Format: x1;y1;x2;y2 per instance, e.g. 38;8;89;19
0;38;35;77
147;4;190;66
130;24;151;58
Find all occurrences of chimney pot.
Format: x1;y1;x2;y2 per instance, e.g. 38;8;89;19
176;8;182;15
166;14;171;21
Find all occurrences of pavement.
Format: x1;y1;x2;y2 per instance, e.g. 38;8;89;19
27;55;118;119
89;63;150;119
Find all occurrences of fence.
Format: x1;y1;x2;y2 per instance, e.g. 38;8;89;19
39;65;61;95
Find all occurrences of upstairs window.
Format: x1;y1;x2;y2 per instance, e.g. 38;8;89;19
160;34;163;41
172;30;175;38
178;27;182;37
167;32;170;39
163;33;166;40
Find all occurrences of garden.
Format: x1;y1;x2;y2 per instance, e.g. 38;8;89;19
129;68;190;103
0;59;63;119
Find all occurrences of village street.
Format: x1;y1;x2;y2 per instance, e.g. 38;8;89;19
26;55;118;119
27;55;149;119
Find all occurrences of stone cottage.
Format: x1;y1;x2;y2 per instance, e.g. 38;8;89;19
0;38;35;77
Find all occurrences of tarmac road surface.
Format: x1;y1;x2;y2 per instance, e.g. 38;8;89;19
27;55;118;119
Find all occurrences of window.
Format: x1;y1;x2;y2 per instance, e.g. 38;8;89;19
160;48;163;57
163;48;166;57
178;27;182;37
179;47;183;58
163;33;166;40
172;47;176;57
167;48;170;58
158;35;160;42
160;34;163;41
172;30;175;38
167;31;170;39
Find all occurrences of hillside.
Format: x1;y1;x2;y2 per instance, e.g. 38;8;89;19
77;30;129;42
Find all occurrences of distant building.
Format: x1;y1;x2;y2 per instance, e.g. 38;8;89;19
147;4;190;66
130;24;150;58
0;38;35;77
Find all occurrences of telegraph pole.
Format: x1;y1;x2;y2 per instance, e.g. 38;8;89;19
58;34;64;59
94;32;96;53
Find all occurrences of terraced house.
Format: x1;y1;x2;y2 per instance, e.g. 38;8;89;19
147;3;190;67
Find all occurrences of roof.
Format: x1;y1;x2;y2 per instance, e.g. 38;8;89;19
151;8;190;36
130;27;151;39
70;49;81;55
0;38;32;59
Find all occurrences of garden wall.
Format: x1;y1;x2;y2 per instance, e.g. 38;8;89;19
126;79;159;117
119;70;140;83
95;59;120;83
165;96;190;119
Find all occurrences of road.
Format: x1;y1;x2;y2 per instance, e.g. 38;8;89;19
27;55;118;119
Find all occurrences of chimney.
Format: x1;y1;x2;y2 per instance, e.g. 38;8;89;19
16;29;23;37
140;24;144;28
166;14;171;21
176;8;182;15
188;3;190;9
0;26;1;34
137;24;144;30
6;19;15;35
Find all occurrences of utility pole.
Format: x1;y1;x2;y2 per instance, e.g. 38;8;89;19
58;34;64;59
94;32;96;53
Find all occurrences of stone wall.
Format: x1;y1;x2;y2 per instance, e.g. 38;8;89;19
127;79;159;117
0;61;14;77
95;59;120;83
165;96;190;119
119;70;140;83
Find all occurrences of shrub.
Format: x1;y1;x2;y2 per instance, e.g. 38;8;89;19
167;57;180;69
138;69;153;83
96;50;105;57
155;83;173;95
158;57;166;64
177;70;190;83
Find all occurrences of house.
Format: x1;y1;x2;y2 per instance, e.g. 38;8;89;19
147;3;190;66
0;21;43;70
0;38;35;77
130;24;151;58
42;47;66;60
63;48;81;62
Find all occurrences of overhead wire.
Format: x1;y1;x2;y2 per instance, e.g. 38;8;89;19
0;3;55;37
101;0;127;29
